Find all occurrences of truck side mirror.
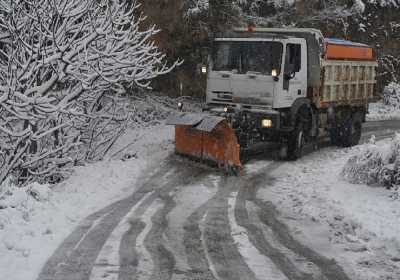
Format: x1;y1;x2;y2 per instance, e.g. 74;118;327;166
284;71;296;80
283;66;295;90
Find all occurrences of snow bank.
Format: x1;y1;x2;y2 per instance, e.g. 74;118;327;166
342;133;400;189
382;82;400;109
128;94;202;128
0;124;174;280
367;83;400;121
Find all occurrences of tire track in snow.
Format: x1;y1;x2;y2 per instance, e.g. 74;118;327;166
73;211;110;252
182;200;217;280
37;194;140;280
244;165;352;280
165;175;219;280
144;194;177;280
201;177;256;280
116;163;209;280
254;196;351;280
37;158;197;280
37;191;154;280
234;164;316;280
137;170;209;280
116;170;201;280
135;200;165;280
182;175;257;280
247;203;326;279
228;191;289;280
117;219;145;280
199;211;220;280
88;192;153;280
235;180;314;280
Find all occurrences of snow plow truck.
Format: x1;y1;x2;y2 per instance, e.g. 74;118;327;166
167;28;378;173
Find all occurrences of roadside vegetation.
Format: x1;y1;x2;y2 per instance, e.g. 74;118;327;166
0;0;179;186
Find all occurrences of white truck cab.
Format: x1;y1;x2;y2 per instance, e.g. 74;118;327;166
206;34;309;110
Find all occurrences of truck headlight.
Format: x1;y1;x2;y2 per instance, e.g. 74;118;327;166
178;102;183;110
271;69;278;77
261;119;273;128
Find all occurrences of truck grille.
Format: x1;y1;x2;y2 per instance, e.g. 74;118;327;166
211;91;233;102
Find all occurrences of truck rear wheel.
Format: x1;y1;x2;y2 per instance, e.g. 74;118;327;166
340;114;362;147
288;122;305;160
332;113;362;147
329;127;340;145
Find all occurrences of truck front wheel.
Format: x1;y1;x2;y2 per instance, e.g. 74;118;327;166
288;122;305;160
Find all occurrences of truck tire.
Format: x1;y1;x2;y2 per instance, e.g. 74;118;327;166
339;114;362;147
329;126;340;145
288;122;305;160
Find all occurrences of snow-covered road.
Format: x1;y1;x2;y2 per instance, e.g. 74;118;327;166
36;158;352;280
2;120;400;280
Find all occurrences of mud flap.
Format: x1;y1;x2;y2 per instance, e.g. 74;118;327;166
167;113;242;171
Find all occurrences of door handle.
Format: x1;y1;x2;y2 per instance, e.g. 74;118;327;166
221;74;230;78
248;74;257;79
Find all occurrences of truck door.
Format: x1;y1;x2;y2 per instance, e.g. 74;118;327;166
276;40;307;108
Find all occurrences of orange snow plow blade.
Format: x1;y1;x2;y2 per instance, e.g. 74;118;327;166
167;113;242;171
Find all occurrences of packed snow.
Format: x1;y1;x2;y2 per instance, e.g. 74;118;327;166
257;140;400;280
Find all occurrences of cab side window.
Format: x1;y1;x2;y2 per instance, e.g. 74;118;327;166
285;44;301;73
283;44;301;90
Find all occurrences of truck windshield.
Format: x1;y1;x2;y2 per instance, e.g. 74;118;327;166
212;41;283;75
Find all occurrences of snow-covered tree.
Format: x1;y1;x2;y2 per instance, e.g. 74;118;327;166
185;0;209;17
0;0;179;184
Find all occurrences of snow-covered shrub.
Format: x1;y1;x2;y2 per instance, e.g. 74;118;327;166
390;186;400;200
185;0;209;17
85;93;202;161
367;83;400;121
0;0;179;185
383;83;400;109
342;134;400;188
380;55;400;86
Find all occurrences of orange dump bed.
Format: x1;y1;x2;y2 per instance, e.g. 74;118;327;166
325;38;375;61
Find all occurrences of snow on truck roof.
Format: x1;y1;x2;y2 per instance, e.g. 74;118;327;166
325;38;371;48
219;28;375;61
233;27;324;38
